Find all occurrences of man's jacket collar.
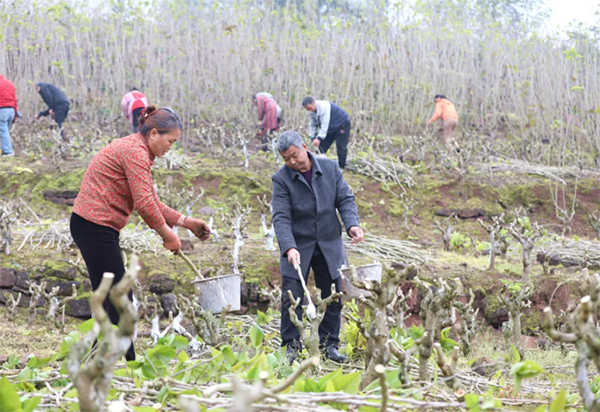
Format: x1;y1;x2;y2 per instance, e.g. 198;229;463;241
287;152;323;180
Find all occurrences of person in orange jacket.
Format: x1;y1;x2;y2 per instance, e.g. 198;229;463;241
427;95;460;152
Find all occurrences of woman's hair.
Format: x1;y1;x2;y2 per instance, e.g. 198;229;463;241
138;106;183;135
434;94;448;101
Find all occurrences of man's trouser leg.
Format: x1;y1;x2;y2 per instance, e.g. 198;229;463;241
335;121;351;169
311;246;342;349
280;275;305;348
442;118;458;150
0;108;14;155
280;245;342;349
318;133;335;154
54;103;70;140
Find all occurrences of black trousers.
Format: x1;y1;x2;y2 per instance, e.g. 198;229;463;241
54;102;70;139
69;213;135;361
280;245;342;349
132;107;143;133
319;120;351;169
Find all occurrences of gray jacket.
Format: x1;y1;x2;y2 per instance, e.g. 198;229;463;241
272;153;360;280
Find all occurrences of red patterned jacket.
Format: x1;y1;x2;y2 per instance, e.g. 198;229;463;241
256;94;278;136
73;133;182;231
0;75;18;116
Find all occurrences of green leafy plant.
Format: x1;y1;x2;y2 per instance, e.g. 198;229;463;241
510;360;545;393
464;390;502;412
0;376;41;412
450;231;472;250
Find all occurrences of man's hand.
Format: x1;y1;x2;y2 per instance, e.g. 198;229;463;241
312;138;321;148
34;114;38;120
348;226;365;245
49;109;54;116
286;248;300;266
183;217;211;241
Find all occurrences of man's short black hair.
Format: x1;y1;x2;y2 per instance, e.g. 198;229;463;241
434;94;448;100
302;96;315;107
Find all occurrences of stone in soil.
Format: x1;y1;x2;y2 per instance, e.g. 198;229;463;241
0;268;16;288
147;273;175;294
161;293;178;316
66;298;91;318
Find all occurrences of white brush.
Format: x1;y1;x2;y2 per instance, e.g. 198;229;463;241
295;263;317;321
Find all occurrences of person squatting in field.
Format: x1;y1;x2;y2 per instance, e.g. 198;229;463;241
70;106;211;360
428;94;460;152
271;130;365;364
121;88;149;133
35;82;71;140
302;96;351;170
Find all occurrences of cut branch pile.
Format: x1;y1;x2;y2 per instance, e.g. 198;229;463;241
17;218;73;252
534;239;600;268
346;152;415;197
119;227;162;256
473;158;600;184
344;234;430;266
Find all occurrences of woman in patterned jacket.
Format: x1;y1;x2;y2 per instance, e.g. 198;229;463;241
70;106;210;360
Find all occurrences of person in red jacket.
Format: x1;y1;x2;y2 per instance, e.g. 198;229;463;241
0;75;18;156
428;94;460;152
121;88;148;132
253;93;279;151
70;106;210;360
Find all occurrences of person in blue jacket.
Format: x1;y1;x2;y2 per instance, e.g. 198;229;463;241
302;96;351;170
35;82;70;139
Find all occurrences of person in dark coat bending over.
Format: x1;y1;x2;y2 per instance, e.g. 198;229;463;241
35;82;70;139
272;131;364;364
302;96;351;170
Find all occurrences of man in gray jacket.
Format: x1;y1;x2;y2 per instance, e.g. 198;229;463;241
272;131;364;363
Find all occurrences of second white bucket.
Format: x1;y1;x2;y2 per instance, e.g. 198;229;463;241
196;274;241;313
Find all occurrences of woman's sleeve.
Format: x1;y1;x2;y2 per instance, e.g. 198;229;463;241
154;193;183;227
122;148;171;229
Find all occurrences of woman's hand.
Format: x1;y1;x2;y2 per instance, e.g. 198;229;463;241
156;224;182;253
162;230;182;253
183;217;211;241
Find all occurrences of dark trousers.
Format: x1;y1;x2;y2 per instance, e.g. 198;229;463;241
319;120;351;169
132;107;143;133
280;245;342;349
69;213;135;361
259;128;278;152
54;102;70;139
